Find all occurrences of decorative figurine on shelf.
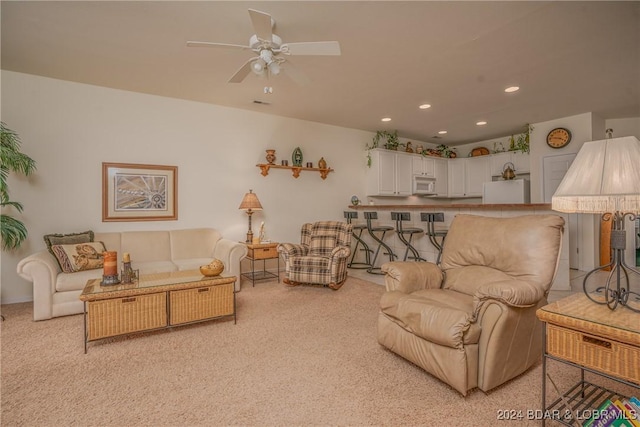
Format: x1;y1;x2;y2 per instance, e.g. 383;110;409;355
351;195;360;206
405;142;414;153
265;149;276;164
318;157;327;169
292;147;303;166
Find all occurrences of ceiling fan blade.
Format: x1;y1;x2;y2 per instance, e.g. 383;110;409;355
282;60;311;86
228;58;256;83
281;41;341;56
248;9;273;42
186;41;252;51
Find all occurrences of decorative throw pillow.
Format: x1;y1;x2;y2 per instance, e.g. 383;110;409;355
309;235;336;257
44;230;94;269
50;242;106;273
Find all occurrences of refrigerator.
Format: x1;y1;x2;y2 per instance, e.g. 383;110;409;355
483;179;530;204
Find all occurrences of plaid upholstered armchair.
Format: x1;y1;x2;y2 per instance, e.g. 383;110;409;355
277;221;353;290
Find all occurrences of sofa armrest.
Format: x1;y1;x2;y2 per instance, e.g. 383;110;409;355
381;261;443;294
473;280;545;309
213;238;248;283
17;250;61;321
277;243;308;257
330;246;351;260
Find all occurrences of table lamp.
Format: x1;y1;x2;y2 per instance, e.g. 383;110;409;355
238;189;263;243
552;132;640;312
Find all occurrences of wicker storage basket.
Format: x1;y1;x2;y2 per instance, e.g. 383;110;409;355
169;283;234;325
87;292;167;340
546;324;640;383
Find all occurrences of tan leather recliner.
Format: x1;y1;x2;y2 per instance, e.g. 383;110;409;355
377;214;564;395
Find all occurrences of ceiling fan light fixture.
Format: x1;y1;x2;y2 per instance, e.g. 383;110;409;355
259;49;274;64
268;61;280;75
251;59;266;75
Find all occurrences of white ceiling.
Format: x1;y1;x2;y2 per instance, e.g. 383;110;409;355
2;1;639;146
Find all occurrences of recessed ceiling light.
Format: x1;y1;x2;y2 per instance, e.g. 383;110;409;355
504;86;520;93
438;130;447;135
476;121;487;126
419;104;431;109
381;117;391;122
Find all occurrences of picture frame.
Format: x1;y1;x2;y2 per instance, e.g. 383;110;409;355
102;162;178;222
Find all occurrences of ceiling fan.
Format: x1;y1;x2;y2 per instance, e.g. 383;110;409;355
186;9;341;85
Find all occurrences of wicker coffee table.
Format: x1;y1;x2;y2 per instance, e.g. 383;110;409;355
80;270;236;353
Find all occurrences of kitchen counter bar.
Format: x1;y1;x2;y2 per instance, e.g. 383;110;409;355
349;203;551;209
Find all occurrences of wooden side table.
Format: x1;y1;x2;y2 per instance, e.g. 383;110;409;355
242;242;279;286
536;293;640;426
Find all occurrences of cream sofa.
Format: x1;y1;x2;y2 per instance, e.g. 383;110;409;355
377;214;564;395
17;228;247;321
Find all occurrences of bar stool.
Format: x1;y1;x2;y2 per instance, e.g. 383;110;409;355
421;212;448;264
391;212;425;261
343;211;372;269
364;211;396;274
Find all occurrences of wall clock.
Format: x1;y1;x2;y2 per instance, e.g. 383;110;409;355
546;127;572;148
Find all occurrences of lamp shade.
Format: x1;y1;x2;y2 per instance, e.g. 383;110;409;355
552;136;640;213
238;189;263;211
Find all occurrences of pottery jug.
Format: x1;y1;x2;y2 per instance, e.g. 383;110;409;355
265;149;276;164
318;157;327;169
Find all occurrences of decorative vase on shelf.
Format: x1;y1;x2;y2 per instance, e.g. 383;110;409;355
292;147;303;166
318;157;327;169
266;149;276;164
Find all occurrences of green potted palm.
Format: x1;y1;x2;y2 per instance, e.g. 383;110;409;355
1;123;37;250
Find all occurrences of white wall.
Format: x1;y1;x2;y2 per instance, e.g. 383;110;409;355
0;71;370;303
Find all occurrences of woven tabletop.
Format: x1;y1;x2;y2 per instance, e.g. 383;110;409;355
537;293;640;346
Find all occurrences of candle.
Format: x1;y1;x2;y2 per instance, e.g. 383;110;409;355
103;251;118;276
123;252;130;263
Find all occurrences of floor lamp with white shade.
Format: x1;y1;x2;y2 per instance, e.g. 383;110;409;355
552;133;640;312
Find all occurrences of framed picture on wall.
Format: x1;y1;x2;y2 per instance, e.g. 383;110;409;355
102;162;178;222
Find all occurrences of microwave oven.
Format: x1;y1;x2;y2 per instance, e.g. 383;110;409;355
413;176;436;195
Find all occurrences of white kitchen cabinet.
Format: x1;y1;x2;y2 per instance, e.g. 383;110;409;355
447;159;466;197
489;152;511;177
512;151;530;174
465;156;490;196
489;151;530;176
366;149;413;196
411;156;435;177
433;158;448;197
448;157;489;197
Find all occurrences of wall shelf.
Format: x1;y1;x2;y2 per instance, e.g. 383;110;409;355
256;164;334;180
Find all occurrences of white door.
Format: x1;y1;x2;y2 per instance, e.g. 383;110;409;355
542;153;575;203
543;153;577;267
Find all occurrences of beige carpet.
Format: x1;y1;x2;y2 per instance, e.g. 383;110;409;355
1;276;636;426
